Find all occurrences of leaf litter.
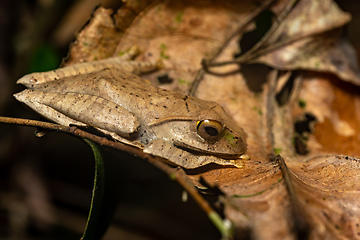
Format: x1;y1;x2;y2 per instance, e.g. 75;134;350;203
60;0;360;239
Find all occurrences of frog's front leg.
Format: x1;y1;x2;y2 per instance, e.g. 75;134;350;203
144;139;245;169
14;89;140;137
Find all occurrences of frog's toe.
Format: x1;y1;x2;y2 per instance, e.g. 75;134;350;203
16;74;37;87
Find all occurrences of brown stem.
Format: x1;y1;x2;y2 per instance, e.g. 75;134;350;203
0;116;215;216
276;155;310;239
189;0;276;96
206;0;298;67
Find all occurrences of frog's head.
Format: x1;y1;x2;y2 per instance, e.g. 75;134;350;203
151;105;247;158
187;106;247;157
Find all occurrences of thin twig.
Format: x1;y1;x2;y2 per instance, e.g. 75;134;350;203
189;0;276;96
0;116;218;221
264;70;278;157
276;155;310;239
206;0;298;68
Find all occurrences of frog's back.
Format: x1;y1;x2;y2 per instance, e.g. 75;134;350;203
94;68;216;125
30;67;220;125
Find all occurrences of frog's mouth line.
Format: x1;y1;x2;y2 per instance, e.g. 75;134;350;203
174;142;242;159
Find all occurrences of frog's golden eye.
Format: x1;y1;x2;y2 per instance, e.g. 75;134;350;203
196;120;223;142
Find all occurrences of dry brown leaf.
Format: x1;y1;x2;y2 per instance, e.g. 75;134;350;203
115;0;259;93
248;0;360;86
64;1;154;66
288;155;360;239
50;0;360;239
291;73;360;158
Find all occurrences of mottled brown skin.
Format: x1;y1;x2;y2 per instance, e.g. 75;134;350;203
14;60;247;168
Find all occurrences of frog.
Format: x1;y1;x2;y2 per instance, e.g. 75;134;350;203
14;53;248;169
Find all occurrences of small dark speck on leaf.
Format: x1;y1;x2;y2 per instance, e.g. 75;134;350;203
298;99;306;109
157;74;173;84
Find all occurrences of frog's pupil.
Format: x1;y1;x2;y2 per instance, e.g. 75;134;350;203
205;127;218;136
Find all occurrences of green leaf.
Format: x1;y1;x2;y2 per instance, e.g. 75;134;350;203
29;44;60;73
81;139;105;240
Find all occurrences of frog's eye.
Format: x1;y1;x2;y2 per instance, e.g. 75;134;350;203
196;120;223;142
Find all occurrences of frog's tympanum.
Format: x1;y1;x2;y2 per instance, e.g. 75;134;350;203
14;57;247;169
